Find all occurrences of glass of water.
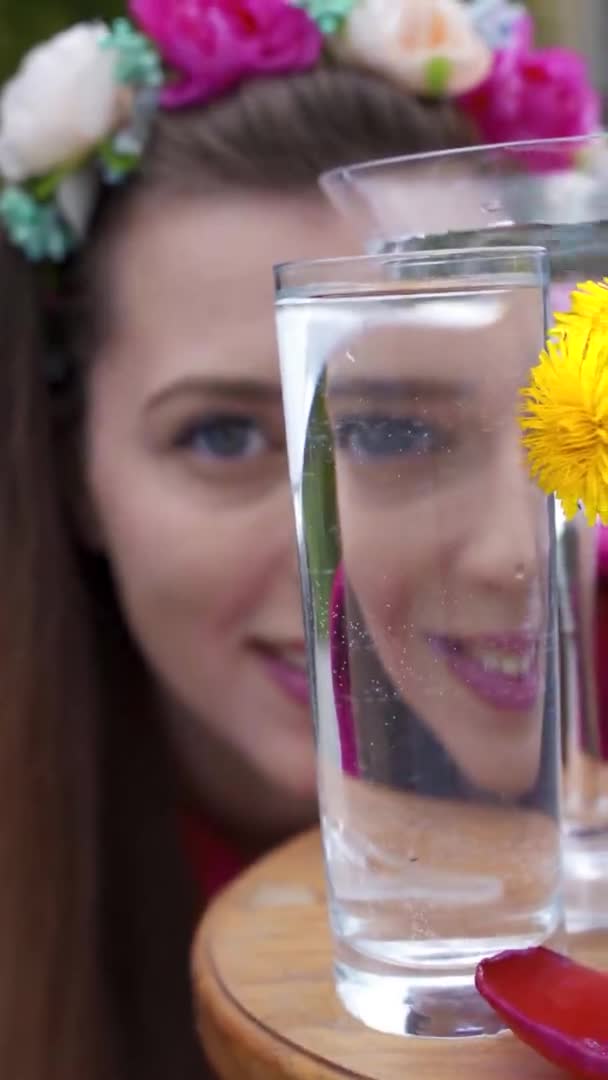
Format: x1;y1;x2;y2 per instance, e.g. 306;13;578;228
320;134;608;932
275;245;564;1038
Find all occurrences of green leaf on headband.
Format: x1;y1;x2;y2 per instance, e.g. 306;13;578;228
292;0;357;35
0;186;74;262
29;161;80;202
102;17;163;88
425;56;453;97
98;137;139;183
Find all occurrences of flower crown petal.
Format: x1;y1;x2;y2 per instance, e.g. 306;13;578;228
0;186;75;262
102;17;164;88
291;0;358;35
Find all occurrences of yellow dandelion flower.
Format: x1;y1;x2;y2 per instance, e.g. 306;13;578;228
520;319;608;525
554;277;608;337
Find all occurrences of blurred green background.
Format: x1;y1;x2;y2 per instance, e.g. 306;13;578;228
0;1;123;79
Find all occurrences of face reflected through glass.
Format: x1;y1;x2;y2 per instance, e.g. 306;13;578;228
326;285;549;798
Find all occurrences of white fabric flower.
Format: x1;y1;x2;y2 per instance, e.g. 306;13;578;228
330;0;493;97
0;22;122;183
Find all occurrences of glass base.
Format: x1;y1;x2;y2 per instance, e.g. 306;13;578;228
335;962;506;1038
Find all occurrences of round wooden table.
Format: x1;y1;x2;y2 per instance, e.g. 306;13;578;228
192;827;607;1080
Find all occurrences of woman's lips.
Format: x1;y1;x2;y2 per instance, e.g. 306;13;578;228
256;644;310;707
428;633;541;712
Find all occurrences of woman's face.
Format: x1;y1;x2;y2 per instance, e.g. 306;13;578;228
84;192;352;837
327;285;550;797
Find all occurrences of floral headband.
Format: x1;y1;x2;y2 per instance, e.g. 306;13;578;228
0;0;600;264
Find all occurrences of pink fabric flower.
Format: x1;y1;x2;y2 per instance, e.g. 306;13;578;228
459;26;600;169
130;0;323;108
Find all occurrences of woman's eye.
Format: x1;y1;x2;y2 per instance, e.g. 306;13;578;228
177;416;268;460
335;416;452;461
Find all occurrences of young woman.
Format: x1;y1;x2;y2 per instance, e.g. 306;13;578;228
0;2;595;1078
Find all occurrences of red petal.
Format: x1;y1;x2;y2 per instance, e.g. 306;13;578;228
476;948;608;1078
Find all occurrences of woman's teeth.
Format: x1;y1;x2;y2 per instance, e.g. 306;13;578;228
472;650;534;677
462;644;536;678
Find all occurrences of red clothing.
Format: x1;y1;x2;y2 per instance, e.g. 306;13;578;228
179;809;249;902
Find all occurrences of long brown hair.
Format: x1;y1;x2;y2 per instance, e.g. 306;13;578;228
0;66;472;1080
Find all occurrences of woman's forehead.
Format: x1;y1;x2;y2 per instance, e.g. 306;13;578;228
95;193;349;389
98;192;353;377
115;190;355;300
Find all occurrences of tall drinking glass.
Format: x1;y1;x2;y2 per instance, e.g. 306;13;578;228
276;246;563;1038
320;134;608;930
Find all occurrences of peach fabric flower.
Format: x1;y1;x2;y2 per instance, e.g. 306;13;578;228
330;0;492;98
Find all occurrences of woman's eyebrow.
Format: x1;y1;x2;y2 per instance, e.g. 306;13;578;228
145;375;283;413
327;377;472;403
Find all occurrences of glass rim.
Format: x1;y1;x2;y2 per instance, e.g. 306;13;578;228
319;132;606;193
274;244;548;285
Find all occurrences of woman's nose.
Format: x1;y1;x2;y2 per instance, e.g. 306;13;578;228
455;432;541;594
